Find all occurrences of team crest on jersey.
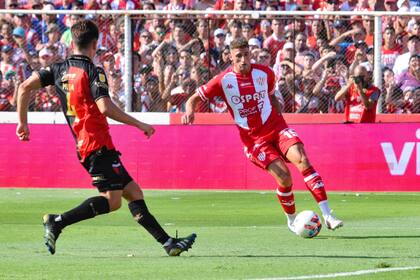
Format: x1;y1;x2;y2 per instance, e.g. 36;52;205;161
257;77;266;86
257;152;266;161
99;73;106;83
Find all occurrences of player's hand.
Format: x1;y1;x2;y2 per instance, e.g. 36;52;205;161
182;112;195;125
16;123;30;141
139;123;155;139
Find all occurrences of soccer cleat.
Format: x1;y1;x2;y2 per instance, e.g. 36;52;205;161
286;213;297;234
323;213;343;230
42;214;62;255
164;233;197;256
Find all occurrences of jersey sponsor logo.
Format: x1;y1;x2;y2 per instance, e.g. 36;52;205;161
92;175;106;182
238;101;264;118
226;83;234;89
230;90;267;105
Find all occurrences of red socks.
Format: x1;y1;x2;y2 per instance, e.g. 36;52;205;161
276;185;296;214
301;166;328;203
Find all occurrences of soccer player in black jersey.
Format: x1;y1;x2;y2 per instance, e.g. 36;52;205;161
16;19;196;256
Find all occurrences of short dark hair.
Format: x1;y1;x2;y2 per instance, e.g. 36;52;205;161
71;20;99;50
408;35;419;42
230;38;249;50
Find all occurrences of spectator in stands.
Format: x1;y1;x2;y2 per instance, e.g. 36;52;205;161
257;48;272;67
216;45;231;71
13;13;40;48
40;4;66;44
61;14;82;48
139;29;157;57
38;46;55;67
163;0;189;10
382;67;405;113
248;37;261;63
395;54;420;91
259;19;272;43
113;34;125;73
152;25;167;45
0;22;14;48
225;20;243;46
195;19;212;51
307;19;327;50
294;32;309;67
393;35;419;76
212;28;227;63
109;69;125;109
0;69;16;111
276;62;297;112
295;77;321;113
335;65;380;123
406;86;420;113
39;23;67;60
169;23;189;50
263;18;285;66
348;40;369;74
382;26;403;69
141;76;166;112
0;45;16;76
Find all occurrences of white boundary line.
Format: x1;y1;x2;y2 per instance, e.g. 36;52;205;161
248;266;420;280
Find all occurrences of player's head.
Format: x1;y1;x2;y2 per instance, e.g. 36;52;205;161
230;38;251;74
71;20;99;58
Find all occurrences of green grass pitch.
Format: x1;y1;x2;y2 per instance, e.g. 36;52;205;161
0;189;419;280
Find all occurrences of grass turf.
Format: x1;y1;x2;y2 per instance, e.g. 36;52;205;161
0;189;419;280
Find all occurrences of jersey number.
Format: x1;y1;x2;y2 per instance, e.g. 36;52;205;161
63;81;76;117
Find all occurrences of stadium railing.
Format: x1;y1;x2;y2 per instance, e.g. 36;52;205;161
0;9;418;114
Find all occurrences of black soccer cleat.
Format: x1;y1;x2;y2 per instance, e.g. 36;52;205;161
42;214;62;255
164;233;197;256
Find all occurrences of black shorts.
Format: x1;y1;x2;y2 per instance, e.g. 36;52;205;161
82;148;133;193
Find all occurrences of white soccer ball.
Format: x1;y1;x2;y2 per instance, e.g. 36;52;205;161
294;210;322;238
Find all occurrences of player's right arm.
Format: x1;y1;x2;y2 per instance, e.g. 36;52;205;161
182;92;201;125
182;73;224;125
16;73;43;141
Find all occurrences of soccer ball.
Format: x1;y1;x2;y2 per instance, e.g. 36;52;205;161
294;210;322;238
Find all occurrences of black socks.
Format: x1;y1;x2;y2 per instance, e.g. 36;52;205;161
58;196;110;229
128;200;170;244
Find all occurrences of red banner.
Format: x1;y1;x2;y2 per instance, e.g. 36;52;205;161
1;123;419;191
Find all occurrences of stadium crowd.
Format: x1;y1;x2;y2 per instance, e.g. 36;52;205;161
0;0;419;114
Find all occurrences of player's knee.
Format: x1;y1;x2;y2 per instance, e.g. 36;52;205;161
107;197;122;211
279;174;293;188
274;170;292;187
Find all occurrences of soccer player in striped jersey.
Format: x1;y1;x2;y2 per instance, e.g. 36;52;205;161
182;38;343;233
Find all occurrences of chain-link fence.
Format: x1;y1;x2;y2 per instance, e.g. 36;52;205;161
0;10;419;113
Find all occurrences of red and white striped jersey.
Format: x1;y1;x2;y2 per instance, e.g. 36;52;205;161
197;64;288;145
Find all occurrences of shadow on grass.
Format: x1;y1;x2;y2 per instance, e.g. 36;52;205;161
326;235;420;240
192;255;403;259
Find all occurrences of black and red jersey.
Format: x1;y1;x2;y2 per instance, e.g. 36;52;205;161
37;55;115;161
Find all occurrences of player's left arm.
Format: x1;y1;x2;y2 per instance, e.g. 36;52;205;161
16;73;43;141
96;97;155;138
91;66;154;138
